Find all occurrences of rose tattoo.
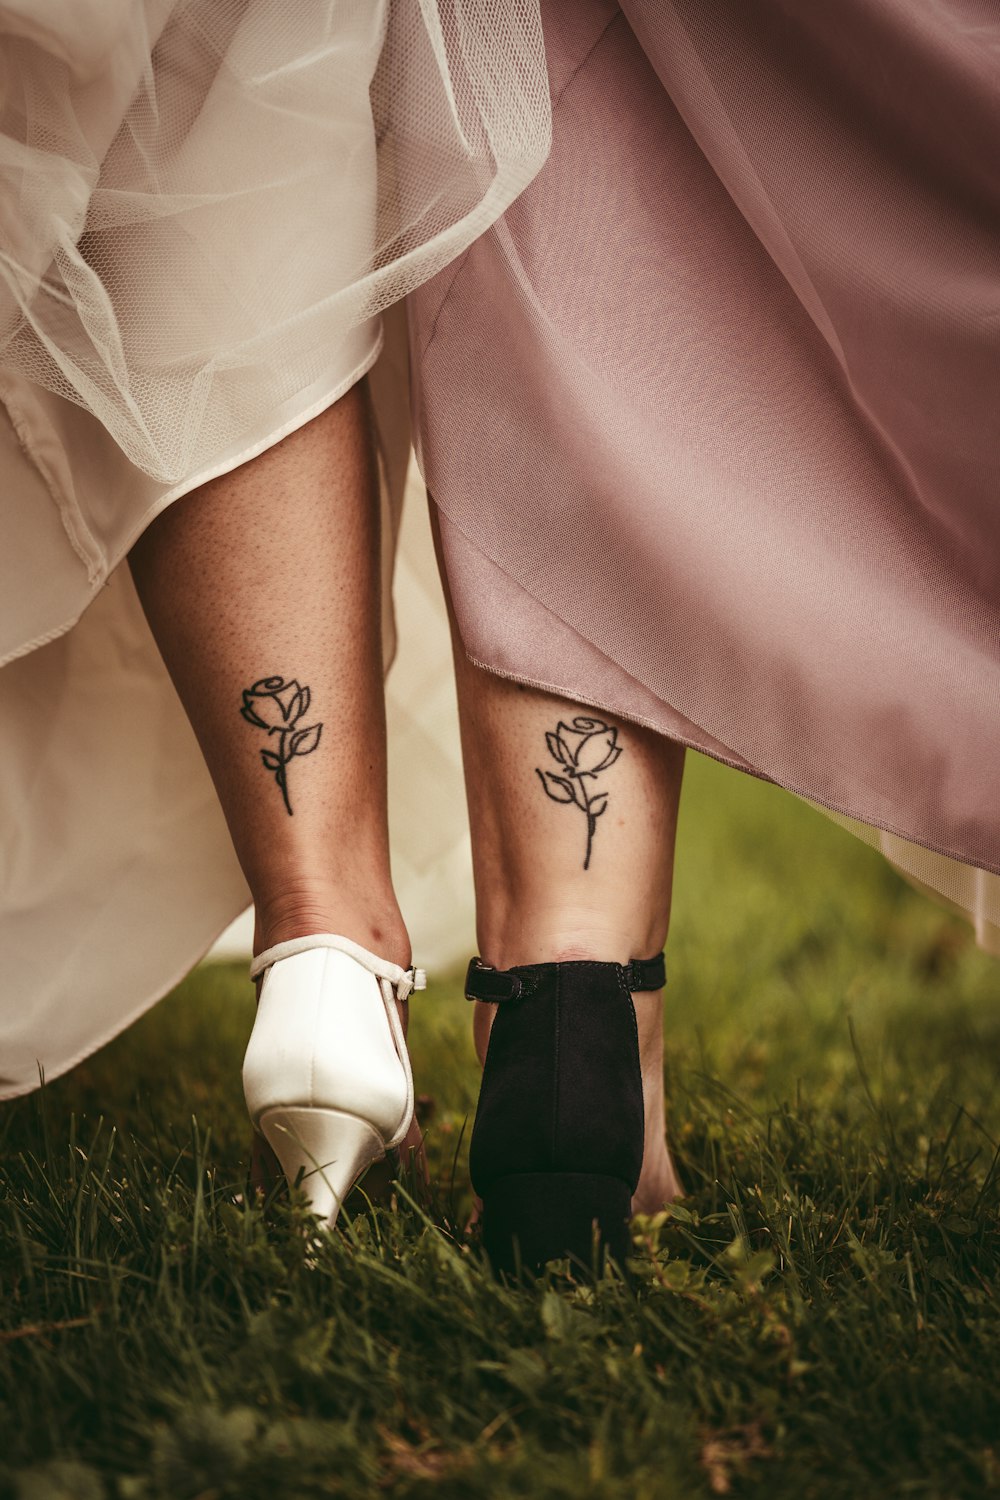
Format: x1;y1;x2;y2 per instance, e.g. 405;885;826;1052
240;675;323;816
536;715;622;870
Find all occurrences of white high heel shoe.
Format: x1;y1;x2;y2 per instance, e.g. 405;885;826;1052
243;933;425;1228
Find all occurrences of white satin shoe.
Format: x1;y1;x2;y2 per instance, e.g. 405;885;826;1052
243;933;425;1228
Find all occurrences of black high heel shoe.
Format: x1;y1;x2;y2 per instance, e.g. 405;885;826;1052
465;952;665;1277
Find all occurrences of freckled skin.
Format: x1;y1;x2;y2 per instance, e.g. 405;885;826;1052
129;382;411;969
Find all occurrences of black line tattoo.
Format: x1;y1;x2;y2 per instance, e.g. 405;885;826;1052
536;715;622;870
240;675;323;816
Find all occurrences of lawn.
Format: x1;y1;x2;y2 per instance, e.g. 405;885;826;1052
1;751;998;1498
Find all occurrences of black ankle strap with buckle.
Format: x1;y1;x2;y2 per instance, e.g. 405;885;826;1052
464;953;666;1003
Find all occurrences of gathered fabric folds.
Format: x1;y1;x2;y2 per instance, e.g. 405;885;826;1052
0;0;550;486
0;0;550;1096
410;0;1000;951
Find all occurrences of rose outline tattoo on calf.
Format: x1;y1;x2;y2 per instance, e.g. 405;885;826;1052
240;675;323;816
536;714;623;870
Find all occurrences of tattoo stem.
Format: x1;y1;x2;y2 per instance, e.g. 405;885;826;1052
276;729;292;816
580;774;596;871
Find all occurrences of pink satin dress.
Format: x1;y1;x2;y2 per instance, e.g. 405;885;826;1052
410;0;1000;952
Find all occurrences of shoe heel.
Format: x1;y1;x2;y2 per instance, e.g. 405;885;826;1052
481;1172;632;1278
259;1106;384;1228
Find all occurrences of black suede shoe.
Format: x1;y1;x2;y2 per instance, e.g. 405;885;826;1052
465;953;666;1277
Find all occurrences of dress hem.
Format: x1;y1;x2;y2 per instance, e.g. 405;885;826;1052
464;649;1000;883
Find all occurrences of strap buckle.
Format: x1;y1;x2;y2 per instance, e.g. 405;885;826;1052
623;953;667;992
464;958;527;1003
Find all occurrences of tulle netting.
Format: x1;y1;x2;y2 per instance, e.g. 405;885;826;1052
0;0;551;484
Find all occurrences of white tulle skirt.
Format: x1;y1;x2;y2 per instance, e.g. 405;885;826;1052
0;0;550;1096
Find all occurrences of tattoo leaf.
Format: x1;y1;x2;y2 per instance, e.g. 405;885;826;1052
290;723;322;757
590;793;609;818
537;769;575;804
261;750;281;770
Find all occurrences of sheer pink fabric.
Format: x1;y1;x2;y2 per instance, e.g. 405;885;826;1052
410;0;1000;948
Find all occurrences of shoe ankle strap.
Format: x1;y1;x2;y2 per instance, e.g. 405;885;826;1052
464;952;666;1003
250;932;426;1000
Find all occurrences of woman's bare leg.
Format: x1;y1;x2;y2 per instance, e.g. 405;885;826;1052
128;382;409;969
449;637;686;1212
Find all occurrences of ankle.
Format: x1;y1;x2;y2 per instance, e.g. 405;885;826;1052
476;900;665;972
254;883;411;968
477;918;667;972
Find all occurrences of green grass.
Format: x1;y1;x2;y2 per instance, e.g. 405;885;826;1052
1;751;999;1499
